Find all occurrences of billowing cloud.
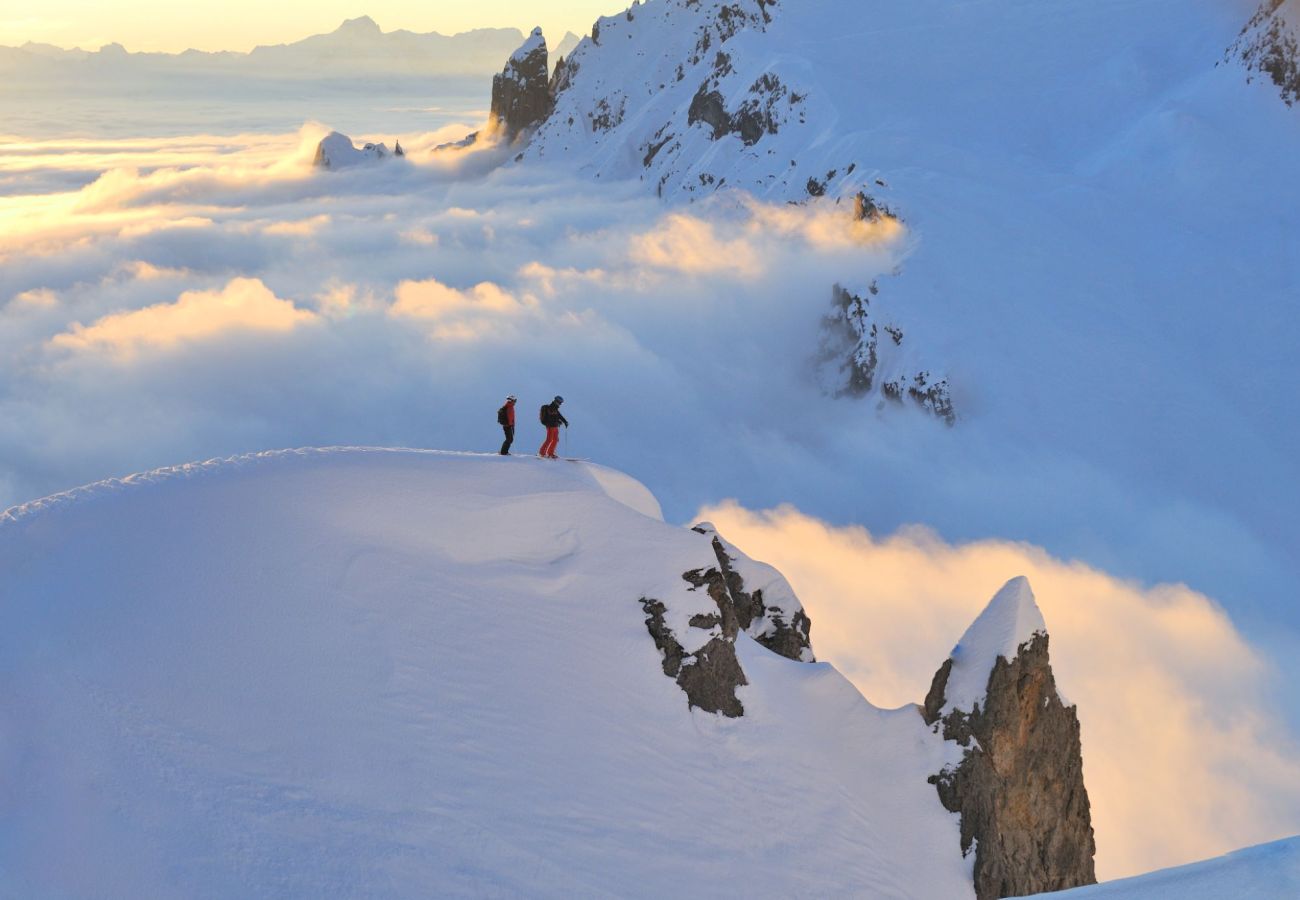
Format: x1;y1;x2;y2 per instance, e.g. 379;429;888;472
629;213;764;276
49;277;316;359
391;277;524;320
697;501;1300;881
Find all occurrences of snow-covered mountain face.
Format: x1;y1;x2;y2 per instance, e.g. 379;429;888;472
0;449;1092;897
499;0;1300;423
1230;0;1300;106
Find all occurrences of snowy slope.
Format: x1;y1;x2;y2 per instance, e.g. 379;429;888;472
0;448;973;898
528;0;1278;201
1045;835;1300;899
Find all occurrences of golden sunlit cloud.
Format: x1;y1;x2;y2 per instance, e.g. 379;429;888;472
12;288;58;309
260;214;332;237
698;501;1300;881
391;276;526;320
742;195;906;248
629;213;763;277
49;277;316;359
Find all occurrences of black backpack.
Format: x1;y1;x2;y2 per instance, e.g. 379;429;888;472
539;404;549;425
497;404;509;425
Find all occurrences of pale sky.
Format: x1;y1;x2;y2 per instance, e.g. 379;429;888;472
0;1;621;53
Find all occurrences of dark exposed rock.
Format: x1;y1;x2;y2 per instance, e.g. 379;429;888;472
490;27;552;143
549;54;576;100
687;65;796;147
815;282;956;425
640;597;687;678
1229;0;1300;106
691;525;814;662
638;524;815;717
923;632;1096;899
688;85;731;139
589;94;626;132
681;565;742;641
639;595;747;717
674;637;747;718
853;191;885;222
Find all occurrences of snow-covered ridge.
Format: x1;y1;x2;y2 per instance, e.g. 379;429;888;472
0;447;648;526
0;447;981;896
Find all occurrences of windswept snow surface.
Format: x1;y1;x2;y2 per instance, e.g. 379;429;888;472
941;576;1048;714
0;448;970;898
1046;835;1300;899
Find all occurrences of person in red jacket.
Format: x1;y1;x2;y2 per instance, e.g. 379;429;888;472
538;395;568;459
497;395;517;455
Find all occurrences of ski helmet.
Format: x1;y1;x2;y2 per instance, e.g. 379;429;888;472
506;395;517;402
554;395;564;404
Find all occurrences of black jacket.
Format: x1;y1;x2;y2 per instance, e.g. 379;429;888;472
541;403;568;428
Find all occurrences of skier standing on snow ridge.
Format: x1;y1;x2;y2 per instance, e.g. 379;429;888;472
538;395;568;459
497;395;517;455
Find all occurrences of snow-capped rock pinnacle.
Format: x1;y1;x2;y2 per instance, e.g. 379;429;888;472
489;27;551;142
934;575;1046;715
922;578;1096;899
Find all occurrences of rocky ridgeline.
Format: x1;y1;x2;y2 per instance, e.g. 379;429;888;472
921;577;1097;899
1230;0;1300;106
522;0;890;209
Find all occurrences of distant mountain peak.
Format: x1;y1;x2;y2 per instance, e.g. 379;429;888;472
337;15;382;36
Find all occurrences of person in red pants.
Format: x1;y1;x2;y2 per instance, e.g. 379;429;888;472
538;395;568;458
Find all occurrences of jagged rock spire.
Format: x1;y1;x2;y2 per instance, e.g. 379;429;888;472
490;27;553;142
922;577;1096;900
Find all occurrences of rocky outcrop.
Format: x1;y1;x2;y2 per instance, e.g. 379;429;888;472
921;578;1096;899
638;524;815;717
639;595;747;717
690;524;814;662
312;131;399;168
815;281;956;425
490;27;552;142
1229;0;1300;107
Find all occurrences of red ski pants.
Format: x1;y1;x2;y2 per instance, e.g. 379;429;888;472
539;426;560;458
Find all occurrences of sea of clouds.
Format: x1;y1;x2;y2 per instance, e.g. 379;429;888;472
3;107;1300;880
